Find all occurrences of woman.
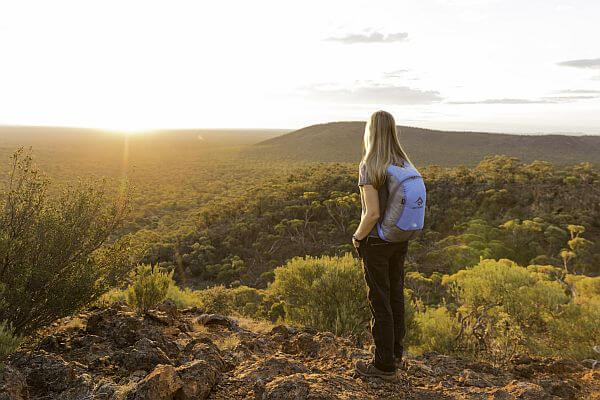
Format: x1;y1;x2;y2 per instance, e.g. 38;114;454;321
352;110;414;380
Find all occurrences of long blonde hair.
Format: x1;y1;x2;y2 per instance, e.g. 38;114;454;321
361;110;413;189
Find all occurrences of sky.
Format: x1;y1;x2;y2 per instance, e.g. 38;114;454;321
0;0;599;134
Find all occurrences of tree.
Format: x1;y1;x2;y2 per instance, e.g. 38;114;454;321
0;148;134;334
559;249;576;274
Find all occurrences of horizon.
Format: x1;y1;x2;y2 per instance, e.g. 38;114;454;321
1;1;599;134
1;121;598;137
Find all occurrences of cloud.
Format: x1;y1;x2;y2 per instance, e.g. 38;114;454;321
448;98;553;105
325;31;408;44
544;95;599;101
555;89;600;94
304;83;442;105
383;69;410;78
557;58;600;69
449;96;598;105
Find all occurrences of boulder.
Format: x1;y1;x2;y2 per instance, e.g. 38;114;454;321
175;359;221;399
124;364;182;400
237;354;309;382
11;350;93;398
293;333;320;358
113;337;173;372
86;307;142;347
196;313;239;331
0;365;28;400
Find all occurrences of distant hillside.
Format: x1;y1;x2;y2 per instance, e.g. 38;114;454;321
0;126;288;147
247;122;600;166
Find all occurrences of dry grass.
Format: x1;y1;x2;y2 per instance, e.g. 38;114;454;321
62;317;86;331
235;316;276;334
114;380;137;400
213;335;241;351
191;321;209;334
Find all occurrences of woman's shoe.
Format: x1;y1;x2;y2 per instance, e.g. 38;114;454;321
368;345;404;368
354;360;396;381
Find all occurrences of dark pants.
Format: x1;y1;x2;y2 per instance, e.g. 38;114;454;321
358;236;409;372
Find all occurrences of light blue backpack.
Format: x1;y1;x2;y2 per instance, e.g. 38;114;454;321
376;161;426;242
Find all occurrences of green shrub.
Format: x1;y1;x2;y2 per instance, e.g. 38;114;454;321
414;306;460;354
441;258;598;361
94;287;128;307
0;320;22;362
0;148;133;335
268;252;417;344
195;284;234;315
268;253;368;339
126;264;173;313
193;284;272;319
165;285;203;309
544;297;600;359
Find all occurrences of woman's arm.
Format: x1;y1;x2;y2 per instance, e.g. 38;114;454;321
353;184;380;246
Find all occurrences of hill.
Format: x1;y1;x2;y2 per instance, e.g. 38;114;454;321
2;302;598;399
0;125;288;151
247;121;600;166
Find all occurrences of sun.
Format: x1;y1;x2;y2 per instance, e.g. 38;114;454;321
99;123;156;135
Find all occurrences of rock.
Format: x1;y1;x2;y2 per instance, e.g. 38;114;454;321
294;333;320;357
545;359;585;374
458;369;493;388
176;359;221;399
270;324;297;338
145;310;174;325
11;350;93;398
113;337;173;372
36;334;61;353
196;313;239;331
502;381;549;400
512;354;536;365
237;354;309;382
537;379;580;400
156;299;178;319
300;326;318;334
263;374;310;399
124;364;183;400
94;381;120;400
86;307;142;347
313;332;338;357
282;333;321;358
110;300;130;311
263;373;361;400
180;306;203;314
489;388;511;399
180;337;224;370
1;305;593;400
512;364;535;379
0;365;28;400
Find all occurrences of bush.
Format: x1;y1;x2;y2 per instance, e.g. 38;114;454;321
0;320;22;362
441;258;599;361
268;253;368;339
195;284;234;315
268;253;417;344
165;285;203;309
94;287;128;307
193;284;272;319
127;264;173;313
0;148;133;335
414;306;460;354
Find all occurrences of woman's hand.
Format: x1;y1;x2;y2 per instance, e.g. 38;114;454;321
354;184;380;244
352;236;361;248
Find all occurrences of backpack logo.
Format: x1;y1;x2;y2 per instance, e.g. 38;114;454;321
415;197;424;207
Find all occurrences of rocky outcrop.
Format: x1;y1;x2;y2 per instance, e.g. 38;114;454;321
1;301;599;400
